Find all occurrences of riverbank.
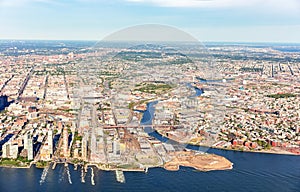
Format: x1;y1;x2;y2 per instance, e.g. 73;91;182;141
211;145;299;156
190;141;300;156
157;130;299;156
0;164;31;169
0;158;34;169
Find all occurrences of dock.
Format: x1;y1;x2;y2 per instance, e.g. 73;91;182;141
52;162;57;170
115;170;125;183
81;166;85;183
91;167;95;185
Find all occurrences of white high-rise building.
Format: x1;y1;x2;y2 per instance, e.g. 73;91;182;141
24;132;34;160
2;142;10;158
2;142;18;159
48;130;53;155
81;134;88;161
62;127;69;157
27;137;33;160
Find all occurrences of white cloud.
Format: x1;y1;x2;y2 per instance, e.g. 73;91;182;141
125;0;300;13
0;0;63;7
2;0;299;13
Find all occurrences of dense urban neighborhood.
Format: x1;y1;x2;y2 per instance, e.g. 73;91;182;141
0;41;299;176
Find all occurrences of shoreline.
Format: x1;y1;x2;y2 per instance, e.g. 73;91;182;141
158;132;299;156
210;145;299;156
0;145;298;170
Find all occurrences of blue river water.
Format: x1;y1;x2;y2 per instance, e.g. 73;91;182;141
1;93;300;192
0;150;299;192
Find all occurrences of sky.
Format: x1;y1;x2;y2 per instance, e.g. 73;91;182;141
0;0;300;42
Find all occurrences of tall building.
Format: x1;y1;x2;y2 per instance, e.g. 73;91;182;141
24;132;33;160
47;130;53;155
62;127;69;157
81;134;88;161
2;142;10;158
2;142;18;159
27;138;33;160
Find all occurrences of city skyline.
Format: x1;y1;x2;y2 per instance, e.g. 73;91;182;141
1;0;300;42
